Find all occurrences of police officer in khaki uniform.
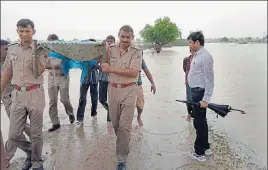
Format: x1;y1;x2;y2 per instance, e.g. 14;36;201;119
46;34;75;132
101;25;142;170
1;39;32;168
0;40;12;117
1;19;47;170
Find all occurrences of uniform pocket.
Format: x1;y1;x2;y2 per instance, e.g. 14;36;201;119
123;60;130;68
11;90;18;102
29;87;45;109
24;59;33;70
36;87;46;109
10;54;18;67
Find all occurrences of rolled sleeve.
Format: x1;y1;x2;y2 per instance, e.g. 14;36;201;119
202;55;214;103
130;50;142;71
3;51;12;70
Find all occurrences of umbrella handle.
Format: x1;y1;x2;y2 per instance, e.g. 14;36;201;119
230;108;246;114
175;100;200;106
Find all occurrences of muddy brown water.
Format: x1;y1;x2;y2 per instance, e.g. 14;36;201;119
1;43;267;170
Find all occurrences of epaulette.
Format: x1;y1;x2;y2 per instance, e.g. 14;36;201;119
8;42;18;47
130;43;141;50
130;45;142;53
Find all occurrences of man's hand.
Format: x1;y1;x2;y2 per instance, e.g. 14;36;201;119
101;63;112;73
200;101;208;108
151;83;156;94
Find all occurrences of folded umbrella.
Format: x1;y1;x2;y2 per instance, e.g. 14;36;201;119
175;100;245;118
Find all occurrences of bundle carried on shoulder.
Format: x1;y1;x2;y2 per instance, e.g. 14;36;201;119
37;39;105;62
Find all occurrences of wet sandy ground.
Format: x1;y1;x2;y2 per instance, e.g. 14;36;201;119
3;111;266;170
1;45;267;170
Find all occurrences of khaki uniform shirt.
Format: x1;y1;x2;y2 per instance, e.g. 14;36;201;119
107;42;142;84
1;61;13;97
3;41;47;86
47;58;69;88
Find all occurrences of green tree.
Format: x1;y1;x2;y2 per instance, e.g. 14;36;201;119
139;16;181;47
220;37;229;43
245;36;252;42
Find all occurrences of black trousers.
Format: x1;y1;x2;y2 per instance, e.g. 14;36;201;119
99;80;109;111
191;87;210;155
76;83;98;121
99;80;110;120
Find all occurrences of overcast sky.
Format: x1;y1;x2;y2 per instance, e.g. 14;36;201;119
1;1;267;41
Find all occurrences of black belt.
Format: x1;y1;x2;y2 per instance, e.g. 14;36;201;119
191;87;205;92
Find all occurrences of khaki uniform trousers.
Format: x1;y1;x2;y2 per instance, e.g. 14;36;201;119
8;86;45;168
2;93;31;161
48;77;74;125
108;84;138;162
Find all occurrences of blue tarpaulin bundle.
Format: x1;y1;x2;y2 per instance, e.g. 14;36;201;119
48;39;98;84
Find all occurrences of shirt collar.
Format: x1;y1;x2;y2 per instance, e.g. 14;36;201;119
195;47;204;55
118;42;135;53
18;40;35;49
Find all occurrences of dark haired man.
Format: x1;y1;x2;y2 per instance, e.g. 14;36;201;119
1;39;32;168
46;34;75;132
1;39;9;62
1;19;47;170
187;31;214;162
101;25;142;170
98;35;116;121
136;51;156;126
76;44;99;126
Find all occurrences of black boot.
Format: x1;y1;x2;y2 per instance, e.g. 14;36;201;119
21;156;32;170
69;115;75;124
91;110;97;117
48;124;60;132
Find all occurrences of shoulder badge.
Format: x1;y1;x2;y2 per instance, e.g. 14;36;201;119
130;43;141;51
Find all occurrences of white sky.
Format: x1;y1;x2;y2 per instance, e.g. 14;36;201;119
1;1;267;41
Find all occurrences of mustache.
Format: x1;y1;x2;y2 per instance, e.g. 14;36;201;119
122;41;128;44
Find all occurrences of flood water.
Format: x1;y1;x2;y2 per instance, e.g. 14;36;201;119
1;43;267;170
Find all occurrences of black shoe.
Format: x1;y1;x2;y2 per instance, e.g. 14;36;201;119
69;115;75;124
21;156;32;170
117;162;126;170
48;124;60;132
32;166;44;170
91;112;97;117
